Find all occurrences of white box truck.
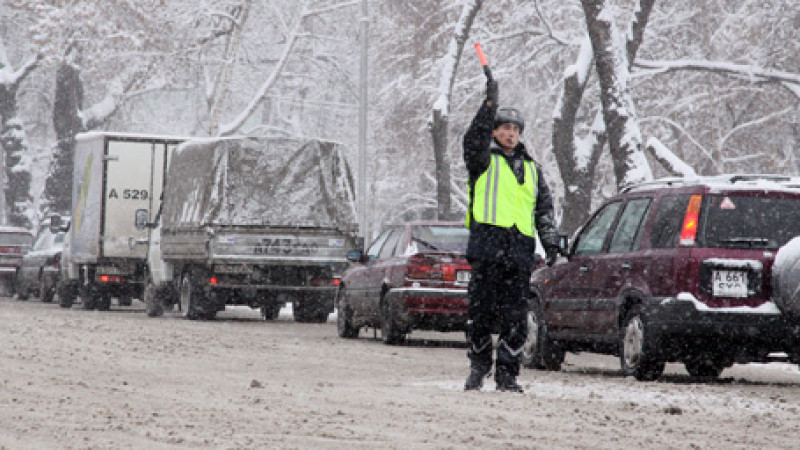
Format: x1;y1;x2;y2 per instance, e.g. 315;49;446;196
57;132;184;310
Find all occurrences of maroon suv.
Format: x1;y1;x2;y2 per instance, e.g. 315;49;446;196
524;175;800;381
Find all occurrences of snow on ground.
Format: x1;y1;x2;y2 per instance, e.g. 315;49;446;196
3;297;800;448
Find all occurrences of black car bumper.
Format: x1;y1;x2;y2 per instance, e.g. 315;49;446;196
644;296;800;362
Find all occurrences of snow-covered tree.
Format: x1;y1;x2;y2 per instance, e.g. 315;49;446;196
0;34;38;227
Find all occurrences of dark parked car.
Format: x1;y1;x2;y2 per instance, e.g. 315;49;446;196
0;226;33;296
14;226;66;303
336;221;471;344
524;174;800;381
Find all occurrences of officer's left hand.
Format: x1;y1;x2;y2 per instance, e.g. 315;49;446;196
545;247;559;266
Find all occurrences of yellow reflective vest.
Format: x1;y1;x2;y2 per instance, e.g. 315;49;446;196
467;153;538;237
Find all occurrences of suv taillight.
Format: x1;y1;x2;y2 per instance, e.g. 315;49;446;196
679;194;702;246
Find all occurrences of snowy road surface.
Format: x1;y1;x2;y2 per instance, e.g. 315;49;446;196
1;297;799;449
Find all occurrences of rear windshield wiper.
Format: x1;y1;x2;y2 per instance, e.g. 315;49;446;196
716;237;773;248
411;236;440;251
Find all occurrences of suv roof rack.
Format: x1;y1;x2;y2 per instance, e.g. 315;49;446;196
621;174;800;193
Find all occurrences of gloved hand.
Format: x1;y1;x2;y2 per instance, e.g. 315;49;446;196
486;78;498;105
545;246;559;267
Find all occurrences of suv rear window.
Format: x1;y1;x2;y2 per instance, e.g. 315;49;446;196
701;194;800;250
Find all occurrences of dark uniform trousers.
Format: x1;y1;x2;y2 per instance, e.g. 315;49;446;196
466;258;530;377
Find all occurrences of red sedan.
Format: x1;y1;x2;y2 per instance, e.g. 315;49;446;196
336;221;470;344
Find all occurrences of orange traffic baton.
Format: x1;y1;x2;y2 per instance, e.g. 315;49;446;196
474;43;493;81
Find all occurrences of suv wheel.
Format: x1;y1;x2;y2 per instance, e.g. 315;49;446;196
620;305;665;381
684;360;723;378
521;298;564;370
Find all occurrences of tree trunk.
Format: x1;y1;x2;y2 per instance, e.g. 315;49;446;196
554;1;655;235
430;0;482;220
581;0;652;190
431;109;451;219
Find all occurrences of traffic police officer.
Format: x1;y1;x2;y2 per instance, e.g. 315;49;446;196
462;78;560;392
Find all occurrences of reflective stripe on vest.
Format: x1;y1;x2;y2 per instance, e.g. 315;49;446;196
467;153;538;237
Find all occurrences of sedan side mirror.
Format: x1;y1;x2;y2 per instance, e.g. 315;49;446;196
347;249;365;263
558;234;570;256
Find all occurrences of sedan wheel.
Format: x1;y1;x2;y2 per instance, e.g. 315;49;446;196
620;305;664;381
380;297;405;345
336;287;359;339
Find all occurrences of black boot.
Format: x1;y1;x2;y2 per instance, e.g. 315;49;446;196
464;365;490;391
495;370;523;393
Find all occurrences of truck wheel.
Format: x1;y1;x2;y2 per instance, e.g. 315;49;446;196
180;268;214;320
521;297;564;370
118;294;133;307
293;295;330;323
81;282;99;310
14;271;29;301
144;283;164;317
620;304;665;381
58;281;77;308
39;276;55;303
336;287;359;339
260;304;281;320
97;293;112;311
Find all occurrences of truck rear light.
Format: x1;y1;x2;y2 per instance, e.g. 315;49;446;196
209;276;218;285
310;277;335;286
679;195;702;246
96;274;125;283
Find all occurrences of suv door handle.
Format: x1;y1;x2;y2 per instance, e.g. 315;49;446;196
579;265;589;273
621;263;632;270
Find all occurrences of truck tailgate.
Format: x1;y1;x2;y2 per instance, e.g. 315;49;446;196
209;230;351;264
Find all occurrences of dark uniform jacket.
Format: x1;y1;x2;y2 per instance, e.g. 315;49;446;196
463;101;559;273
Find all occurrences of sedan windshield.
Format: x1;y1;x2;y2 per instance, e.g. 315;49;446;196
411;225;469;253
701;195;800;249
